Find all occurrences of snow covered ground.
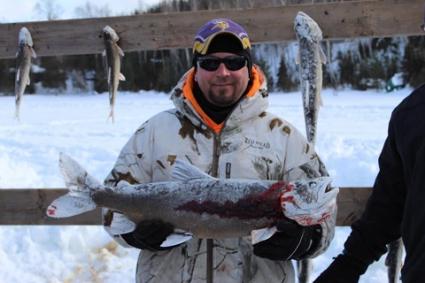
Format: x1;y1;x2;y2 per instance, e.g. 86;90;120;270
0;88;410;283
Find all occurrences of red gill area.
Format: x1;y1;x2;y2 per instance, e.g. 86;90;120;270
176;181;289;220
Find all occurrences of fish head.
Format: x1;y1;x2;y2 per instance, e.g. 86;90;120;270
18;27;33;47
281;176;338;226
103;25;120;42
293;176;333;194
294;11;323;43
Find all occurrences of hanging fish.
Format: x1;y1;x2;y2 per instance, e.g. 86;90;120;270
294;11;327;283
294;11;327;145
103;25;125;123
15;27;37;121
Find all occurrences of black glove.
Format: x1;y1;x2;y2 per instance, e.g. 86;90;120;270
121;219;175;251
314;253;369;283
253;220;322;261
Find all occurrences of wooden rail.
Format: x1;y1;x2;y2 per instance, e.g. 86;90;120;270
0;187;371;226
0;0;423;59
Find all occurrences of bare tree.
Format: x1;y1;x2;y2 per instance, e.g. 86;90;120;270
74;2;112;18
34;0;64;20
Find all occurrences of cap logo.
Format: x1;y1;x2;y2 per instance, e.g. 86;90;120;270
211;20;229;32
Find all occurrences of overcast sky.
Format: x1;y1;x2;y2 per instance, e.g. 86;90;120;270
0;0;161;23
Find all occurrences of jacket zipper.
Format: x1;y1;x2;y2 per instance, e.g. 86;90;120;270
207;133;221;283
211;134;221;177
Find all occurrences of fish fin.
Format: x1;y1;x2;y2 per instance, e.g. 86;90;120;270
31;48;37;59
105;212;136;235
118;46;125;57
107;67;111;85
58;153;102;192
119;73;126;81
16;69;20;82
160;229;193;247
251;226;278;244
47;153;103;218
46;193;96;218
172;159;215;181
319;46;327;64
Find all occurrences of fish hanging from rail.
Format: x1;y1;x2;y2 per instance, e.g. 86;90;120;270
15;27;37;121
294;11;327;283
103;25;125;123
294;11;327;145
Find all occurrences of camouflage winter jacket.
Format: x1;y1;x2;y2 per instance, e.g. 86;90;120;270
104;66;336;283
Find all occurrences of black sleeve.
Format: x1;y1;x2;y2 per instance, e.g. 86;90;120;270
344;113;405;266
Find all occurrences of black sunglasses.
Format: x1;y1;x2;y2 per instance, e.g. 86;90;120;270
197;55;247;72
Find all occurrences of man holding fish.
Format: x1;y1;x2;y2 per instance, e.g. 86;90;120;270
100;18;337;283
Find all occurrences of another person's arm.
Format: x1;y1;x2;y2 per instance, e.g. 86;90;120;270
315;112;405;282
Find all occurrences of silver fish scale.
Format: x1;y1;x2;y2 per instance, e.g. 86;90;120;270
15;45;33;120
298;37;323;144
94;179;285;238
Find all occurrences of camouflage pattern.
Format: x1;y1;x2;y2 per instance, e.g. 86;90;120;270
104;66;336;283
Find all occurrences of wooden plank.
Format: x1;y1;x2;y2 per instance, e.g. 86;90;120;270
336;187;372;226
0;0;423;59
0;187;371;226
0;189;102;225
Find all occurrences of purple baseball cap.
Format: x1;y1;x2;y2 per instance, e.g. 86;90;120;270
193;18;251;55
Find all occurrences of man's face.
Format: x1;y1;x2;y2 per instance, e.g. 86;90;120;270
195;52;250;107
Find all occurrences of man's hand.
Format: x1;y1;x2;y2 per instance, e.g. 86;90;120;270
122;219;175;251
313;253;369;283
253;220;322;260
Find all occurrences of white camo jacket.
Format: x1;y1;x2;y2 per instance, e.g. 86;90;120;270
104;66;336;283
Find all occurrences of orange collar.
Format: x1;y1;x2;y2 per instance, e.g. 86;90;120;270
182;66;264;134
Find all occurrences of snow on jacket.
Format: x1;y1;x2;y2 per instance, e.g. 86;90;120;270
104;65;336;283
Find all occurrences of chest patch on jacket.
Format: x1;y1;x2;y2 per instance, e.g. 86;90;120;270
244;137;271;150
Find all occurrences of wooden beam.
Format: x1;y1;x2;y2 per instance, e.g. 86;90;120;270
0;189;101;225
0;187;371;226
0;0;423;59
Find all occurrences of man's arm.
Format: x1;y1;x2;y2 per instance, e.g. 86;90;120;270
283;127;336;258
103;121;175;250
254;126;336;260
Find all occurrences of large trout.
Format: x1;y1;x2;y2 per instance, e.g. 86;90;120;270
47;154;337;246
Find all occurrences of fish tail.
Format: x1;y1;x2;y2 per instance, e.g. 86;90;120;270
15;99;20;122
46;153;101;218
108;107;115;123
14;108;20;122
